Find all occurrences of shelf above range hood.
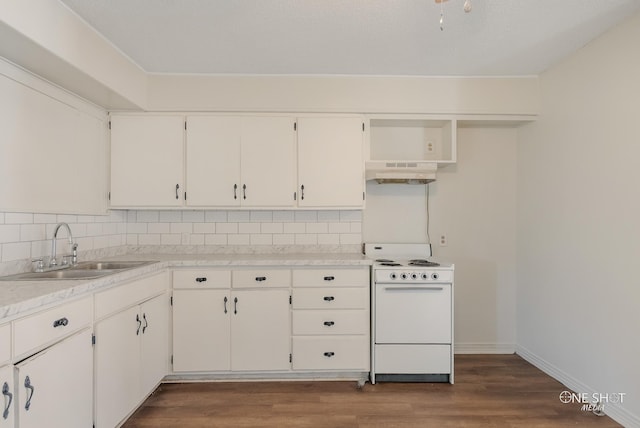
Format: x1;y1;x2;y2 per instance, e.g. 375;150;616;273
365;161;438;184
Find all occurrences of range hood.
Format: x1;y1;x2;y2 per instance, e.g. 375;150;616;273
365;161;437;184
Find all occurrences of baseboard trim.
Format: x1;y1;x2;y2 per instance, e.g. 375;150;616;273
454;343;515;354
516;345;640;428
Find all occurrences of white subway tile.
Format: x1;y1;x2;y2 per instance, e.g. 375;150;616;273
273;234;294;245
75;237;94;252
126;235;139;245
108;235;125;247
306;222;328;234
57;214;78;223
20;224;46;242
190;234;205;245
216;223;238;234
2;242;31;261
318;234;340;245
228;211;251;222
295;234;318;245
351;222;362;233
71;223;88;238
0;225;20;243
193;223;215;234
109;210;128;222
0;213;4;224
228;234;250;245
86;223;104;237
103;223;118;235
148;223;171;234
239;223;260;234
206;234;227;245
340;233;362;245
5;213;33;224
318;210;340;221
295;211;317;223
205;211;227;222
284;223;305;234
328;222;351;234
251;234;273;245
33;214;57;224
138;234;161;245
127;211;137;223
136;211;159;223
159;211;182;222
127;223;148;234
273;211;294;222
250;211;273;222
94;215;109;223
261;223;283;234
182;211;205;223
170;223;192;234
30;241;49;259
93;236;110;249
340;210;362;222
161;234;182;245
117;223;127;234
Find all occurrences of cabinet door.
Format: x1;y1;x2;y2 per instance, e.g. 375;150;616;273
110;114;184;207
94;305;141;428
17;329;93;428
186;116;241;207
173;290;231;371
0;365;15;428
231;289;290;371
297;117;364;208
140;294;169;394
241;116;296;207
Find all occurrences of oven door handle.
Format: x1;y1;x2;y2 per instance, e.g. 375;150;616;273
383;286;444;291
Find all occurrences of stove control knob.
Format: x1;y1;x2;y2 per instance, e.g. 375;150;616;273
421;273;429;280
410;272;418;280
431;273;439;280
390;272;397;280
400;272;408;280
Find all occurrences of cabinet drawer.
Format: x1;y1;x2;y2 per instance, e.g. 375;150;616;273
232;269;291;288
173;269;231;289
13;296;92;358
0;324;10;364
292;337;369;371
95;271;168;319
292;288;368;309
293;269;368;288
375;344;451;374
292;310;368;335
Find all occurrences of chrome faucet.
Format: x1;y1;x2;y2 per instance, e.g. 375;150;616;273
50;222;77;267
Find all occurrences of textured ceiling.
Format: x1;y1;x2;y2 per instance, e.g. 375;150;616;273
59;0;640;76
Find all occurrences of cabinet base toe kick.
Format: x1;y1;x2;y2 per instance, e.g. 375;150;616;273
164;371;369;383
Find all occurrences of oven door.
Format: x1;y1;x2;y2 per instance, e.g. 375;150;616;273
375;283;451;344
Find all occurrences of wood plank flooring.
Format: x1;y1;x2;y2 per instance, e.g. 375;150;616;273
123;355;621;427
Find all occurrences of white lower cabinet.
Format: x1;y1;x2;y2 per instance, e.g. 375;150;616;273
172;269;291;372
16;328;93;428
1;365;15;428
94;273;169;428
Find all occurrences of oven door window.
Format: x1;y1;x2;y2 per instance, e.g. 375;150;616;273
375;284;451;344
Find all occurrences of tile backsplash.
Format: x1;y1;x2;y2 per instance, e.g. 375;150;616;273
0;209;363;275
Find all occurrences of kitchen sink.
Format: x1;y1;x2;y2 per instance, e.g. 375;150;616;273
0;260;155;281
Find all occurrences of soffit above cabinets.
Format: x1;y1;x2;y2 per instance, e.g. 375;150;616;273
59;0;640;76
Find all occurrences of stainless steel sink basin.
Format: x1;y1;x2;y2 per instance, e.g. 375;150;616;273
0;260;155;281
70;261;153;271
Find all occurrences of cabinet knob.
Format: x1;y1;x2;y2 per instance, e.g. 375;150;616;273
255;276;267;282
195;277;207;283
323;352;335;358
323;321;335;327
323;276;335;281
52;317;69;328
323;296;335;302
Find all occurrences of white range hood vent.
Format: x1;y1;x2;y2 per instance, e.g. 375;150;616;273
365;161;437;184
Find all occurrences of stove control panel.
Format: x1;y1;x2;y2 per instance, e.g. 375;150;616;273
375;269;453;283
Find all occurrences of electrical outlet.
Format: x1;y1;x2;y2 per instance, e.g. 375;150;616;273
426;141;434;152
439;234;447;246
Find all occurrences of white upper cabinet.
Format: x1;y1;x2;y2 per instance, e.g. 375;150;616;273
297;117;365;208
186;115;296;208
110;114;185;207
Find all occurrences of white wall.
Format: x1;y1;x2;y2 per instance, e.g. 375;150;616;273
517;12;640;426
364;127;518;353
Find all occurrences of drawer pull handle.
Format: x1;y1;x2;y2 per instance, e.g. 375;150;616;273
195;277;207;283
323;352;335;358
136;314;142;335
234;297;238;314
52;317;68;328
224;296;228;314
323;296;335;302
142;313;148;334
23;376;34;411
255;276;267;282
323;321;335;327
2;382;12;420
323;276;335;281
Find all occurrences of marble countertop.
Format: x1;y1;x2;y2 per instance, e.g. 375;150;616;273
0;253;371;322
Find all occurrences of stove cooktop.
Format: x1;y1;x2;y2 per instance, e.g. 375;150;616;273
374;258;440;267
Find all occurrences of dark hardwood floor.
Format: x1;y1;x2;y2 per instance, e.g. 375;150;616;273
123;355;621;427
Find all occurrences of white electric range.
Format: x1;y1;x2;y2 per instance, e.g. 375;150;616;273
365;243;455;384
